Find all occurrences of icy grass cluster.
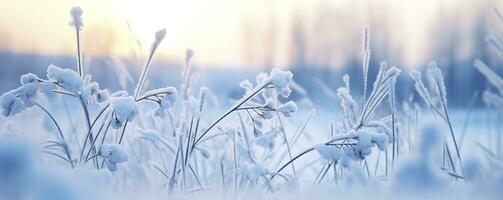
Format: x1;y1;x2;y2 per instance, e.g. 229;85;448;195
296;61;401;182
410;62;464;177
2;6;503;200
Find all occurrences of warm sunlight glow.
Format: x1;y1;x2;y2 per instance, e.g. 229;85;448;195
0;0;478;68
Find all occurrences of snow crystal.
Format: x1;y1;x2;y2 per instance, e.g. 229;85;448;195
110;96;138;129
46;65;83;92
0;92;24;117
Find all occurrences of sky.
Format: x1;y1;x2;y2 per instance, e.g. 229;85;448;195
0;0;492;68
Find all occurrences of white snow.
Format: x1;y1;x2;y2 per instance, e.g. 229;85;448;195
0;91;24;117
46;65;83;93
110;96;138;129
100;144;128;172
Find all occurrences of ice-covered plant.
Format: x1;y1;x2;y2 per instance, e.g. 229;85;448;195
0;7;179;172
100;144;128;171
273;29;401;184
410;62;464;177
192;68;295;147
70;6;84;77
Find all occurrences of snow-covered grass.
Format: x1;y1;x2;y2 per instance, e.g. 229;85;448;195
0;6;502;200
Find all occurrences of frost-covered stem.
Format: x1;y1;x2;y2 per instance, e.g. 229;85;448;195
79;104;110;162
220;160;225;195
437;82;464;177
179;136;187;192
118;120;129;144
497;112;502;156
317;162;333;184
77;94;98;166
276;112;298;190
238;113;256;162
136;91;172;102
385;148;389;178
360;87;389;125
232;127;238;197
193;83;270;146
273;109;315;169
84;115;112;163
444;143;457;174
74;28;83;77
373;151;380;179
260;173;275;193
391;113;396;170
272;129;360;181
442;104;464;175
184;117;194;166
271;147;314;181
187;164;205;193
459;91;478;149
364;159;371;178
133;48;156;101
359;75;394;126
77;95;93;136
361;49;371;108
35;102;74;168
361;26;370;108
169;147;181;194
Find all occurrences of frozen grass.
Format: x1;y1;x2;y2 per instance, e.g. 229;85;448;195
0;6;502;200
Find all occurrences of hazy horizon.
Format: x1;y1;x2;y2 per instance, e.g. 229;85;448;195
0;0;496;69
